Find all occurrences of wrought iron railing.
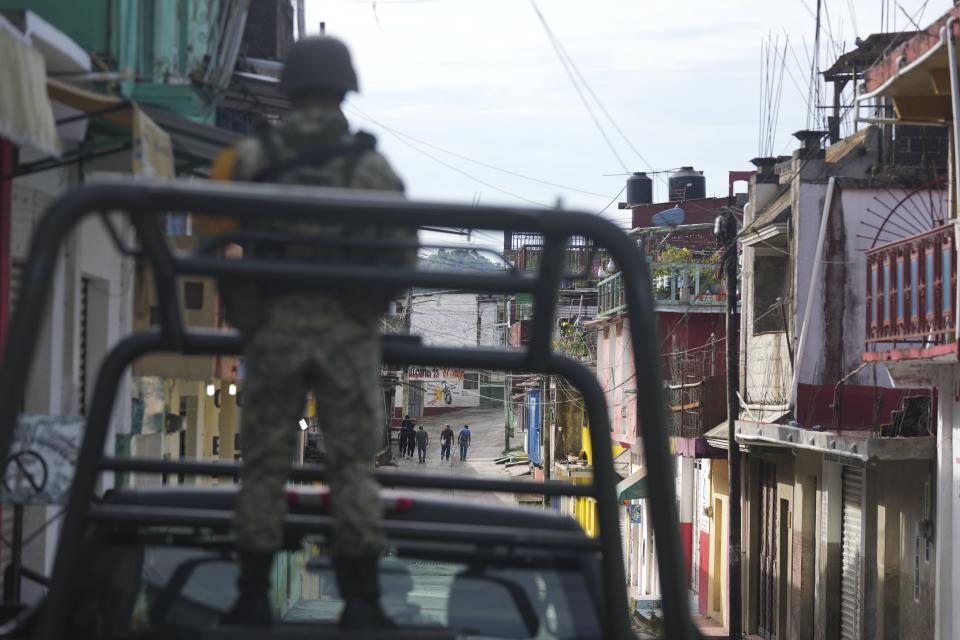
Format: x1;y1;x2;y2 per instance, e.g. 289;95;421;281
865;222;957;345
598;262;725;316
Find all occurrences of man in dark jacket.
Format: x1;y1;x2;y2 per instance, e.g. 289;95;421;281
415;426;429;464
403;421;416;458
439;424;454;461
399;415;414;457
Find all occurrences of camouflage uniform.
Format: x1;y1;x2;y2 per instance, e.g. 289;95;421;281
219;107;413;559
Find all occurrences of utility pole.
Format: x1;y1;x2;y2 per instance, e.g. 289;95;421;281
716;207;742;639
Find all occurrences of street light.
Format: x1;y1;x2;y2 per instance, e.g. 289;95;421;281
228;383;237;396
298;418;309;431
205;383;216;397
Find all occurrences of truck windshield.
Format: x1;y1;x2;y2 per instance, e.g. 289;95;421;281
128;540;603;639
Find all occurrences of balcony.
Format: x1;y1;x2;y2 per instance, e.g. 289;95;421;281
864;222;958;361
665;375;726;458
515;244;594;277
597;262;726;316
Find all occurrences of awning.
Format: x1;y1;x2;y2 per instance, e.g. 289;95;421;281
704;421;729;450
0;18;60;156
735;420;935;462
46;78;131;127
45;78;239;166
740;189;791;242
857;10;960;123
616;467;648;501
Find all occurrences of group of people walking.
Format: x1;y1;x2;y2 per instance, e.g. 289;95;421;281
398;416;472;463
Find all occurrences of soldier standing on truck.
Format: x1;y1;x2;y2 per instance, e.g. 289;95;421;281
202;36;414;629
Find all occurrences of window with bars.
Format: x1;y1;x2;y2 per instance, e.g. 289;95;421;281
753;255;788;334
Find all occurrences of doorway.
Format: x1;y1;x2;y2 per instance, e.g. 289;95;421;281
757;461;777;639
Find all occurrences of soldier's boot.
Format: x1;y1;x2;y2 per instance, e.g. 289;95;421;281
334;555;396;629
221;551;273;627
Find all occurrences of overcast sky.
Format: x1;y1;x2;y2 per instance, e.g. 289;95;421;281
305;0;951;245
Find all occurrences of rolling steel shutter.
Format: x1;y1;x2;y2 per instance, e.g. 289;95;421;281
840;466;864;640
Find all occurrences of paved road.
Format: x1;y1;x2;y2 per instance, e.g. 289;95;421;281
380;404;527;504
286;405;528;624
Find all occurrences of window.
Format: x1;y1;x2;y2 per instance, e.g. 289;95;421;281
463;373;479;390
183;281;204;310
753;255;788;334
149;305;161;326
212;436;220;456
165;214;191;236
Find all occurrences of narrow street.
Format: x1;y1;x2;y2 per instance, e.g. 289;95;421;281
380;404;526;504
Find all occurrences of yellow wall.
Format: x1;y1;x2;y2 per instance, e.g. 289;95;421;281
708;460;729;627
574;496;600;538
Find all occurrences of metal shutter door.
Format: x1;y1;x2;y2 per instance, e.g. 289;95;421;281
840;466;863;640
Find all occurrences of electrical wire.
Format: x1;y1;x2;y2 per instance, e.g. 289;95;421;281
527;1;658;179
528;0;629;174
345;105;552;208
345;103;612;199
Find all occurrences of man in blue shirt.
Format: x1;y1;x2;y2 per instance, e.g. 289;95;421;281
458;425;472;461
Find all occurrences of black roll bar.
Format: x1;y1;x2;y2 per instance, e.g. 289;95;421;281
0;179;696;640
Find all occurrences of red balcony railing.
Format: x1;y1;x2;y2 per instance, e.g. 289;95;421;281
865;222;957;345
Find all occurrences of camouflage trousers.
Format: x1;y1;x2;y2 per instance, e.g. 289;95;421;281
233;296;384;558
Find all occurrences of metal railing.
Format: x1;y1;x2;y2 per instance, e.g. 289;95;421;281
0;179;696;640
598;261;725;316
665;375;725;440
865;222;957;345
514;243;597;275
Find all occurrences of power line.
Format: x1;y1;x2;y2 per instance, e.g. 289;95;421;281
343;104;552;208
528;1;658;179
346;103;612;199
528;0;629;174
596;185;626;216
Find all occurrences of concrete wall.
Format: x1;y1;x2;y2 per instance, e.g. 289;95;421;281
410;292;494;348
8;161;134;603
933;367;960;640
407;366;480;410
707;459;729;628
595;318;636;442
793;187;937;391
876;459;935;639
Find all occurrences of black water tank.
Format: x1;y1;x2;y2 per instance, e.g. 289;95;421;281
669;166;705;200
626;172;653;205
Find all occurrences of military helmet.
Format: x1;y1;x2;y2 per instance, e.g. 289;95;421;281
280;36;359;97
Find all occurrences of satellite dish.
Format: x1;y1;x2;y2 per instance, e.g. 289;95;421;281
651;206;685;228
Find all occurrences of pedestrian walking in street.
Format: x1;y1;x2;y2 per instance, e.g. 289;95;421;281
398;414;414;457
415;425;429;463
458;424;472;461
201;35;414;630
400;419;415;458
440;424;454;461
